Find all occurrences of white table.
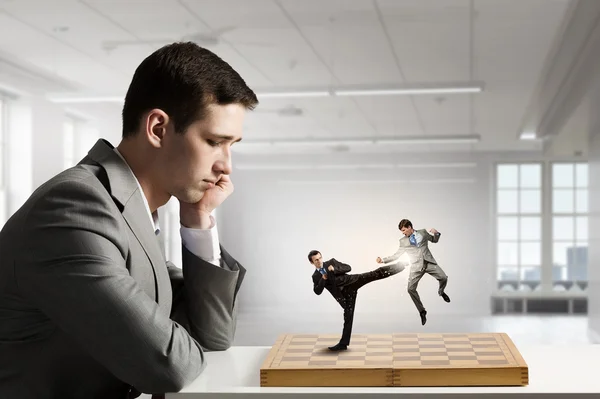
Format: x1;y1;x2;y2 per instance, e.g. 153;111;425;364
166;345;600;398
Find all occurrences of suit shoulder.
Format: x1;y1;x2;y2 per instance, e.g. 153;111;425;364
20;169;122;234
28;164;107;201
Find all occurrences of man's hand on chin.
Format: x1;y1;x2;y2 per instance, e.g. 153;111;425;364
179;175;234;229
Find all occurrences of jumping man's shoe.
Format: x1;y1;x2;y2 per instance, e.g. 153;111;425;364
420;310;427;326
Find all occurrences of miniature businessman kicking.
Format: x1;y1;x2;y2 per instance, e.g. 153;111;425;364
309;250;404;351
376;219;450;326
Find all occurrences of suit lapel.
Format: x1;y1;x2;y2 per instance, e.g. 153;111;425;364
84;139;171;314
122;198;172;313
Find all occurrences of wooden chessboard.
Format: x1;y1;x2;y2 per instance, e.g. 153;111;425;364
260;333;528;387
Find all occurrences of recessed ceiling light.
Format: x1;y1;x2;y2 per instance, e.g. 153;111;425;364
520;132;537;140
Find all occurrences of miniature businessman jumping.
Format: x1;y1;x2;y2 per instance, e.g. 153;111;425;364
376;219;450;326
309;250;404;351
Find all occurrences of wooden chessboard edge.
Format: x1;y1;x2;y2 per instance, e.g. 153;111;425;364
259;367;394;387
392;365;526;371
393;366;529;387
498;333;528;367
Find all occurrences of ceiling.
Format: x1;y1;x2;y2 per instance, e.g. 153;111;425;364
0;0;586;155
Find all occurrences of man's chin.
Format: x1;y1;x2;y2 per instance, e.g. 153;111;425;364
175;190;205;204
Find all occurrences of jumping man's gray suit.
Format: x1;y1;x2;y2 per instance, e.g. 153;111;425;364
383;229;447;313
0;139;245;399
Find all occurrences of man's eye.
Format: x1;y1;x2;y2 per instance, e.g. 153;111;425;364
207;139;220;147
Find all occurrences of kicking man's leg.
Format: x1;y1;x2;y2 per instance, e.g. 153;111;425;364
407;268;427;325
331;291;357;351
425;262;450;302
350;264;403;291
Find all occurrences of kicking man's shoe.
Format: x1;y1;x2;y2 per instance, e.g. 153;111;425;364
328;343;348;351
441;292;451;303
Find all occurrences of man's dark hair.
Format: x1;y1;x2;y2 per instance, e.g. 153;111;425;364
307;250;321;263
122;42;259;137
398;219;413;230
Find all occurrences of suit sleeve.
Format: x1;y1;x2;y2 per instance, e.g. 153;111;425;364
332;258;351;274
169;245;245;351
425;230;441;243
313;273;326;295
15;179;204;394
383;243;407;263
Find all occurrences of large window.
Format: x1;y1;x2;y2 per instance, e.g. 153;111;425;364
495;161;590;294
552;162;588;291
0;96;7;226
496;163;542;292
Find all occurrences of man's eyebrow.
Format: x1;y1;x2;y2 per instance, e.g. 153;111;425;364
211;133;242;143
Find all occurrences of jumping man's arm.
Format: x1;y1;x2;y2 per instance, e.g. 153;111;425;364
425;229;441;243
382;245;406;263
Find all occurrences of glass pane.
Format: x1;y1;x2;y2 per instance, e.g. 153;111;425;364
552;265;568;282
576;189;588;213
497;242;518;265
497;164;518;188
520;266;541;281
567;244;588;281
553;216;574;240
553;163;574;187
553;242;572;266
576;216;588;241
576;163;588;188
520;164;541;188
520;216;541;240
497;217;518;240
497;190;518;214
573;243;588;281
553;189;574;213
497;266;519;281
520;189;541;213
520;242;540;265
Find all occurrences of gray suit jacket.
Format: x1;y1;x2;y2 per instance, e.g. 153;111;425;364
383;229;441;269
0;139;246;398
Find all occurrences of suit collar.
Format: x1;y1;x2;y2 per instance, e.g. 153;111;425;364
86;139;171;312
87;139;138;209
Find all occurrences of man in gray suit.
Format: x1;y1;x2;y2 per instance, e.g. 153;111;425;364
376;219;450;326
0;42;258;398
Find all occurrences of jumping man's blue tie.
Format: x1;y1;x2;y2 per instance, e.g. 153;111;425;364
410;233;417;246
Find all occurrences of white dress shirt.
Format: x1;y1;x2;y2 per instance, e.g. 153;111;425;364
411;230;423;246
113;149;222;267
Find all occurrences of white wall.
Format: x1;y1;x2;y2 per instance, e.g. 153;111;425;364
218;152;501;318
0;93;102;223
30;97;66;188
5;98;32;214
